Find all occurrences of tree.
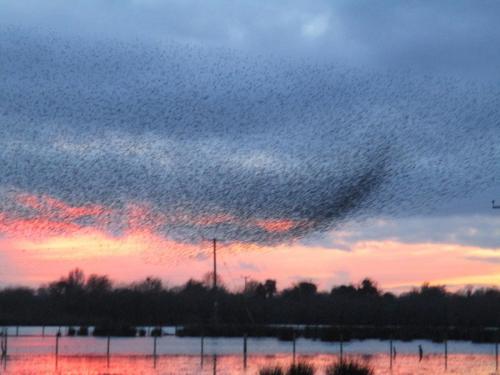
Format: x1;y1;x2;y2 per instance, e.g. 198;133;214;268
133;277;163;293
86;274;112;294
67;268;85;290
201;272;224;290
264;279;277;298
359;278;379;296
284;281;318;299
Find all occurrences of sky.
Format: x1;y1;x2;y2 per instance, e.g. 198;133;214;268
0;0;499;292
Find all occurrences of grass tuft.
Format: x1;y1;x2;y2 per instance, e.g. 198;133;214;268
326;360;374;375
259;366;285;375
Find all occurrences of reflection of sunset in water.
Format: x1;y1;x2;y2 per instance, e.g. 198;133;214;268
1;353;498;374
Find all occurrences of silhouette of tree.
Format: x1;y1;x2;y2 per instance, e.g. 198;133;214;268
133;277;163;293
264;279;277;298
2;271;500;334
86;274;112;294
359;278;380;296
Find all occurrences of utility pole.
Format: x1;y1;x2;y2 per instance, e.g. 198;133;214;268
212;238;218;325
213;239;217;291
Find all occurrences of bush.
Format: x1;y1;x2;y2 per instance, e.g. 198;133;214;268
151;327;163;337
326;360;373;375
93;325;137;337
287;363;314;375
137;328;146;337
77;326;89;336
260;366;285;375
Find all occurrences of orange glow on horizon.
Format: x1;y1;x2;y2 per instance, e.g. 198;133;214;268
0;192;499;292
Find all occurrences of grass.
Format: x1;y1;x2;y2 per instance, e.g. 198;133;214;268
287;363;314;375
325;360;374;375
259;366;284;375
259;363;314;375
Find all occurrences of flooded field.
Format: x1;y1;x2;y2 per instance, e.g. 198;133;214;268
1;353;498;375
0;328;499;374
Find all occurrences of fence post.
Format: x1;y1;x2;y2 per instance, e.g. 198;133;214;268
340;334;344;364
243;334;248;368
292;332;296;365
55;331;60;367
390;339;393;369
201;335;205;367
495;341;498;372
1;329;8;358
444;339;448;370
106;336;111;368
153;336;158;368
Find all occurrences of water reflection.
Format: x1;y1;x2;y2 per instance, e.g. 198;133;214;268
1;332;499;374
0;353;498;374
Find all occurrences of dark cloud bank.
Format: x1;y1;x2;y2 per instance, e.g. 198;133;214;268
0;1;498;245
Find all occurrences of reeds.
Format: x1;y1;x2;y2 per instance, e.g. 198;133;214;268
287;363;314;375
325;360;373;375
259;362;314;375
259;366;284;375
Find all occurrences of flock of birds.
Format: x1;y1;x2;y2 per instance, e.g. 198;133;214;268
0;26;498;252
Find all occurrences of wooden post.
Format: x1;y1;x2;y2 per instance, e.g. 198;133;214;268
212;354;217;375
390;339;393;369
55;332;60;367
1;329;7;358
243;334;248;368
340;335;344;364
106;336;111;368
153;336;158;368
292;332;296;365
201;335;205;367
495;342;498;372
444;340;448;370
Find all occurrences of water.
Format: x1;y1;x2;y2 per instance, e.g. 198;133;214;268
1;353;498;375
1;327;499;374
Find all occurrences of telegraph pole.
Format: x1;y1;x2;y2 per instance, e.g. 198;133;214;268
212;238;218;325
213;238;217;291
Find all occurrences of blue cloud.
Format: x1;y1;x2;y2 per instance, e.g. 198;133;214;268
0;2;498;245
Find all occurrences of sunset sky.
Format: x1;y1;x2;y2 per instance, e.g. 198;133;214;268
0;0;499;293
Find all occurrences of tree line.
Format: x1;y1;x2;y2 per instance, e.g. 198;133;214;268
0;269;499;329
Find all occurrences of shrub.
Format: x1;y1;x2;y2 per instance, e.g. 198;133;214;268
77;326;89;336
93;325;137;337
326;360;373;375
287;363;314;375
151;327;163;337
260;366;285;375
